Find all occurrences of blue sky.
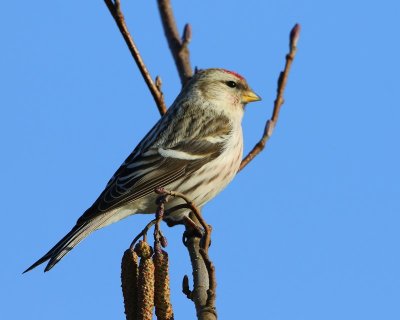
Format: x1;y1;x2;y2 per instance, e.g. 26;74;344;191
2;1;400;319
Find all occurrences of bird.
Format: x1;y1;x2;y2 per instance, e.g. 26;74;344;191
24;68;261;273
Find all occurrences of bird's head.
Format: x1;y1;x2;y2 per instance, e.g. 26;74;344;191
183;68;261;119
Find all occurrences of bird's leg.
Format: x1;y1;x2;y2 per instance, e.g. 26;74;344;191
163;204;204;237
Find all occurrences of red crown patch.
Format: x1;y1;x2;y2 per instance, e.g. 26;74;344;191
221;69;244;81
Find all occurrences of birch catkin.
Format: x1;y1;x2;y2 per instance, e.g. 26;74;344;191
154;249;174;320
136;241;155;320
121;248;139;320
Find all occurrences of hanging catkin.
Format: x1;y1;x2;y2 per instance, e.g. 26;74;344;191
136;241;155;320
121;248;139;320
154;249;174;320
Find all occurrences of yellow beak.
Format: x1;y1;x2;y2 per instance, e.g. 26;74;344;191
241;89;262;104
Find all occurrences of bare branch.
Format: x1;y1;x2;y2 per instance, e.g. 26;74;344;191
155;188;217;319
157;0;193;85
199;247;217;313
186;235;217;320
104;0;167;116
239;23;301;172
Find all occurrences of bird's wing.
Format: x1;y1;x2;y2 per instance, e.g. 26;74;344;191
76;120;232;225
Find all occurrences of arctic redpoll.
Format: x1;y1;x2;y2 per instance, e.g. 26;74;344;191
24;68;261;272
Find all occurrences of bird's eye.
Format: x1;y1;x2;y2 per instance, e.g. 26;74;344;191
225;81;237;88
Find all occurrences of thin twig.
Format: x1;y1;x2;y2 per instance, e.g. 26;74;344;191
104;0;167;116
129;218;157;249
239;23;301;172
157;0;193;85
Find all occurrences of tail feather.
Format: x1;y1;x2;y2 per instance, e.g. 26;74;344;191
23;219;98;273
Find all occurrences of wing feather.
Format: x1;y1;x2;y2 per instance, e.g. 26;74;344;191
76;110;233;225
